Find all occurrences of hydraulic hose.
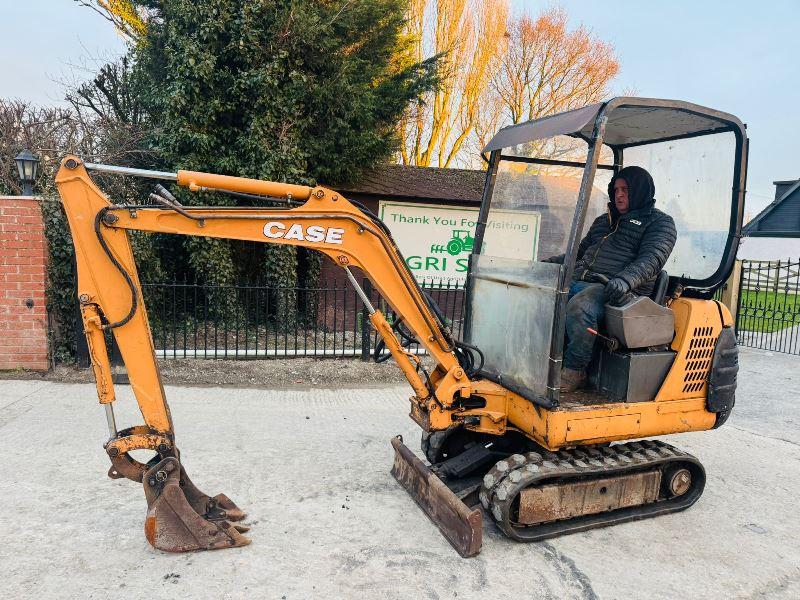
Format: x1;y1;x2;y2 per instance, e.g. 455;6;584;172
93;207;139;329
373;290;485;379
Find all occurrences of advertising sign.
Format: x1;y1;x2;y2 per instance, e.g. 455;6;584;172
378;201;540;285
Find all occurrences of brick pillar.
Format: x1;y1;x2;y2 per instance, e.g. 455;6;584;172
0;196;49;370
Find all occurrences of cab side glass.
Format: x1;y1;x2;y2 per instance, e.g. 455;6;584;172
623;132;736;282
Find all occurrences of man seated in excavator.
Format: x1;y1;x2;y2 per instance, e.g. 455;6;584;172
545;165;678;392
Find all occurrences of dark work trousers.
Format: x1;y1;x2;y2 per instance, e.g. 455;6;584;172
563;281;606;371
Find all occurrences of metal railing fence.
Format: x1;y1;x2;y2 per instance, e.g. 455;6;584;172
76;258;800;365
735;259;800;354
100;278;467;360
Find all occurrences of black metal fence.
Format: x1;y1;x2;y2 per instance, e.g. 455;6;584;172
133;278;466;360
735;259;800;354
78;258;800;364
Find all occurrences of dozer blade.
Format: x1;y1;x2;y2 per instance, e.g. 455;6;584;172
390;436;482;558
142;457;251;552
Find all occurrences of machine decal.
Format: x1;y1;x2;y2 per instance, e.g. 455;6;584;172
263;222;345;244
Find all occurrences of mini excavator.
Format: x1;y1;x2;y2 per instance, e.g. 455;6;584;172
55;98;745;556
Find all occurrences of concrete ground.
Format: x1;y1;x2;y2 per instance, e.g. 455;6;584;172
0;346;798;600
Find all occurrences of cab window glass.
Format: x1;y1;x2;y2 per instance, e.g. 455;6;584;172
623;132;735;281
485;139;613;260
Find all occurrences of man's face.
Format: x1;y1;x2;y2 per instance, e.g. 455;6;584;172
613;178;629;214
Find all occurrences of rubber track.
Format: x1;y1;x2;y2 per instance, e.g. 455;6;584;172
478;439;706;542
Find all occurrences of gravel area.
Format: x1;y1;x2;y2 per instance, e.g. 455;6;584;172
0;357;436;388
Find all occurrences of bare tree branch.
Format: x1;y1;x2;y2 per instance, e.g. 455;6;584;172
400;5;619;168
72;0;149;42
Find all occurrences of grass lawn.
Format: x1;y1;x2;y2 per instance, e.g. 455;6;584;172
736;289;800;333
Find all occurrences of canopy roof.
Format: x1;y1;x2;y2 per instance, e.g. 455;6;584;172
483;97;745;153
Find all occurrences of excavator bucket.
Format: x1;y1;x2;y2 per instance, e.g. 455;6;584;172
142;457;251;552
390;436;482;557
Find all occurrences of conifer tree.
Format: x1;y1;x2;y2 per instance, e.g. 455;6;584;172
133;0;438;316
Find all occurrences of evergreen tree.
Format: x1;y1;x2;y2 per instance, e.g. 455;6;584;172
133;0;438;318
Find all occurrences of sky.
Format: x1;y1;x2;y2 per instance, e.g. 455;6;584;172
2;1;797;216
511;0;800;217
1;2;126;104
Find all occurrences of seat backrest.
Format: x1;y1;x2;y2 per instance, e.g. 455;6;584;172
650;270;669;305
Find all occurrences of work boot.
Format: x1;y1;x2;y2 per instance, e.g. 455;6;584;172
560;368;587;392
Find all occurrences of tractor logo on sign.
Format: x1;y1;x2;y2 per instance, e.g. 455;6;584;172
431;229;475;256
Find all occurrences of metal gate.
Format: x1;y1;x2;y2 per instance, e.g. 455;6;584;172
735;259;800;354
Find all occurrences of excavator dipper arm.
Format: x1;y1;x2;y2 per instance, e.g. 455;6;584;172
55;155;502;554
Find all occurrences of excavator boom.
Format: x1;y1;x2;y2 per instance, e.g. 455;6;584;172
55;156;495;554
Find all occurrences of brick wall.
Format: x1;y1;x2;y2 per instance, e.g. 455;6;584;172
0;196;49;370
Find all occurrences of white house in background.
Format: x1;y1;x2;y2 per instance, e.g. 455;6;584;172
739;178;800;260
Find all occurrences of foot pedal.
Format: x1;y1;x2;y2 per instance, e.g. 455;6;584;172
142;457;251;552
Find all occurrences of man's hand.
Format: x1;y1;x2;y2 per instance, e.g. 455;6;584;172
604;277;631;304
541;254;564;264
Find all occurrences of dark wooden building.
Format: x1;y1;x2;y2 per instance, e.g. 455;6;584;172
743;178;800;237
739;178;800;260
320;164;485;284
333;164;485;212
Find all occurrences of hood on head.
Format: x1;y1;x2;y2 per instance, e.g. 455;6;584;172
607;165;656;216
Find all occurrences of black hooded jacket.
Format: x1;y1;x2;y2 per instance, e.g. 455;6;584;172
572;166;677;296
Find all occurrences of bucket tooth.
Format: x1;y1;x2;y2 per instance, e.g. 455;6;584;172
177;463;247;522
142;457;251;552
390;436;482;558
209;493;246;522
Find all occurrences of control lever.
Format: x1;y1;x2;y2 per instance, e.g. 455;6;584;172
587;327;620;352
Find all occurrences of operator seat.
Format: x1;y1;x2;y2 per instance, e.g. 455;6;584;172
650;270;669;305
